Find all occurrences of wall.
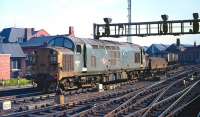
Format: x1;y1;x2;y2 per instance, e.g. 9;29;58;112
179;47;200;64
0;54;10;80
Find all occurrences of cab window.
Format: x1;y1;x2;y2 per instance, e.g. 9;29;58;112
76;45;81;54
50;50;57;64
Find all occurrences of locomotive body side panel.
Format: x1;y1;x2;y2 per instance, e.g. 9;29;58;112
120;45;141;70
86;45;108;72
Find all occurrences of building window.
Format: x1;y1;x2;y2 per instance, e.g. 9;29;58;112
28;55;36;65
18;37;24;43
0;36;4;43
12;60;20;70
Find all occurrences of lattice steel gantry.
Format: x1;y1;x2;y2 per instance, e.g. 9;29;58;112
93;13;200;39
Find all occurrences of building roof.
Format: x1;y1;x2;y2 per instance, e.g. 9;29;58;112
0;27;49;43
32;29;50;37
146;44;169;55
166;43;192;53
143;46;148;51
0;43;26;58
0;28;12;42
183;45;200;52
0;28;26;43
152;44;169;51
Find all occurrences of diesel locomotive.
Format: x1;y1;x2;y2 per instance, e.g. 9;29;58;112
29;36;167;91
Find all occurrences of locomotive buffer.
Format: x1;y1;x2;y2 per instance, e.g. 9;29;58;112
93;13;200;39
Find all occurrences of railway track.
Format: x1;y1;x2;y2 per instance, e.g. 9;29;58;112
1;81;134;113
141;79;200;117
0;80;138;116
0;87;98;116
140;75;200;117
71;81;157;117
73;65;200;117
1;65;199;117
0;87;42;97
2;80;155;117
119;66;200;117
159;79;200;117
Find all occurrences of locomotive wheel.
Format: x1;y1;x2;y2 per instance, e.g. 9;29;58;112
60;80;71;90
47;82;57;92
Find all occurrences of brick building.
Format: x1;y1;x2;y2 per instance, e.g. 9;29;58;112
0;43;26;78
0;54;10;80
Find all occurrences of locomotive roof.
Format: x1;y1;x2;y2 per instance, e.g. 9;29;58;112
21;35;141;50
69;36;122;46
70;36;141;48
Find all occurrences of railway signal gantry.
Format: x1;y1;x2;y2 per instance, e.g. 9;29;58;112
93;13;200;39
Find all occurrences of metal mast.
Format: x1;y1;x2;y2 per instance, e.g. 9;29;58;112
127;0;132;43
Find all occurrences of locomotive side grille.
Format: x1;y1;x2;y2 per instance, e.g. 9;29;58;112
111;51;116;65
63;54;74;71
110;51;120;65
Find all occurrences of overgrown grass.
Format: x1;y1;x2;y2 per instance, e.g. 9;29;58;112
0;79;32;86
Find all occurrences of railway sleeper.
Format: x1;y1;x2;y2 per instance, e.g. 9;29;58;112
25;101;54;110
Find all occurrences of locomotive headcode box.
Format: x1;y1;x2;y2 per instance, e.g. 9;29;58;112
0;100;11;110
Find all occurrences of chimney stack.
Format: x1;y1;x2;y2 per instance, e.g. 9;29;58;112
25;28;34;41
69;26;75;37
176;38;180;46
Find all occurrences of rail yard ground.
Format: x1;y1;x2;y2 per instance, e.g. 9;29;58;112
0;64;200;117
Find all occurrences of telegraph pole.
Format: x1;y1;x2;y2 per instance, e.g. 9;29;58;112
127;0;132;43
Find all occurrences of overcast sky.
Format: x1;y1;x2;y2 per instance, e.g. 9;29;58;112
0;0;200;46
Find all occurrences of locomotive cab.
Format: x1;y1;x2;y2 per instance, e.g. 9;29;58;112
31;47;75;91
31;48;59;90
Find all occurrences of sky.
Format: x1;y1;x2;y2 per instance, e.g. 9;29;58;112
0;0;200;46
